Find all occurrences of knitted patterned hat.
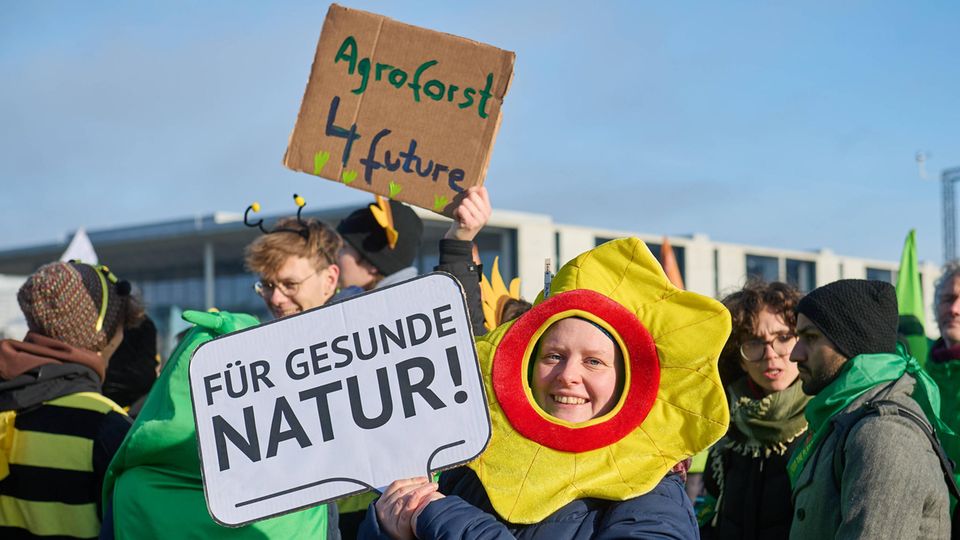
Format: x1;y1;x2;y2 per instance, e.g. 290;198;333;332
795;279;898;359
17;261;129;352
337;200;423;276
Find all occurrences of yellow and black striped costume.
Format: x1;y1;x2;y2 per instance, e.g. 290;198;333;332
0;391;130;539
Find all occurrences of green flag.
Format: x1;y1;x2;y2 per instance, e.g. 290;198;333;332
896;229;929;365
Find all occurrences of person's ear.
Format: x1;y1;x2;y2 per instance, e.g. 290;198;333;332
323;264;340;293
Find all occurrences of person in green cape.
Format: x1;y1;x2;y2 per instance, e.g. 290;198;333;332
100;310;339;539
787;279;953;539
928;262;960;476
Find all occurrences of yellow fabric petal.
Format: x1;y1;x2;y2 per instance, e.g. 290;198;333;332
468;238;731;523
508;278;520;299
480;256;522;331
490;257;509;298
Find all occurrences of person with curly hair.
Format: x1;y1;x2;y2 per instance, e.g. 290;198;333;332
701;280;809;540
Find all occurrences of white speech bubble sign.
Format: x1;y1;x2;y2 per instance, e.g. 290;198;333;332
188;273;490;526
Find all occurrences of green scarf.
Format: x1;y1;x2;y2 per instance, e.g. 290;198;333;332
725;377;810;458
707;377;810;526
787;346;955;485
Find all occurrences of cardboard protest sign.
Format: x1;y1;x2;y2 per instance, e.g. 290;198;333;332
283;4;515;215
188;273;490;526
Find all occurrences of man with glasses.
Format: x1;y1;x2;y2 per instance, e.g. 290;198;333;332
245;217;342;319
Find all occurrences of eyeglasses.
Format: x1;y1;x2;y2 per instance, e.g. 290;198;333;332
253;272;317;298
739;333;797;362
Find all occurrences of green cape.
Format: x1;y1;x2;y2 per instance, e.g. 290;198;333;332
102;310;331;538
925;354;960;488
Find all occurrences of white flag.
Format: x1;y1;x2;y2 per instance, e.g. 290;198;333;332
60;228;98;265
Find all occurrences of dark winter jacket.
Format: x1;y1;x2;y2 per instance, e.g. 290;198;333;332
434;238;485;337
702;378;808;540
0;336;131;540
359;467;699;540
702;437;802;540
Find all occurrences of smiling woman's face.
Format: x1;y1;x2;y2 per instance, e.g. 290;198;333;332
531;318;623;423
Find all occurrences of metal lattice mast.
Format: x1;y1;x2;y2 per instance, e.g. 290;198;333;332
944;167;960;262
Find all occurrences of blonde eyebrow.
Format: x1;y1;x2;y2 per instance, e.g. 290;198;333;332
581;349;615;358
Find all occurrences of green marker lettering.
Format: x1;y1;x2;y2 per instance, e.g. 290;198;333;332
333;36;497;119
477;73;494;119
408;60;438;103
334;36;359;74
458;88;476;110
353;58;371;95
424;80;445;101
375;62;393;81
388;69;408;88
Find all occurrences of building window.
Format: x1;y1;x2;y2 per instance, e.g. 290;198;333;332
418;226;517;281
595;236;616;246
786;259;816;293
595;237;686;283
645;242;686;284
746;255;779;283
214;273;263;313
866;268;893;283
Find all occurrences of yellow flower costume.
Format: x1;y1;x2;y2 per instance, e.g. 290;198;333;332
468;238;731;523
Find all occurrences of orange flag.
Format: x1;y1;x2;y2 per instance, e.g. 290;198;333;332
660;237;684;289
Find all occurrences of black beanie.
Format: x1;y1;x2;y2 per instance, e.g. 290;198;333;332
795;279;899;359
337;200;423;276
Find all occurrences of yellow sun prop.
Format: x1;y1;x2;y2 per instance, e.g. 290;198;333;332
467;237;731;523
480;256;522;332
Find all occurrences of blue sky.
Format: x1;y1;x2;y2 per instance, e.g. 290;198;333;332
2;1;958;264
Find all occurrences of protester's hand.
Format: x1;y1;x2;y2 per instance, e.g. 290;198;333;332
444;186;491;242
374;477;440;540
411;490;445;534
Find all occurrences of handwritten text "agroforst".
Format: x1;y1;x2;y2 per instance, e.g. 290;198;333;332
334;36;496;120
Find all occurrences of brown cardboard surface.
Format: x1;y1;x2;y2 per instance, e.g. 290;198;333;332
284;4;514;215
